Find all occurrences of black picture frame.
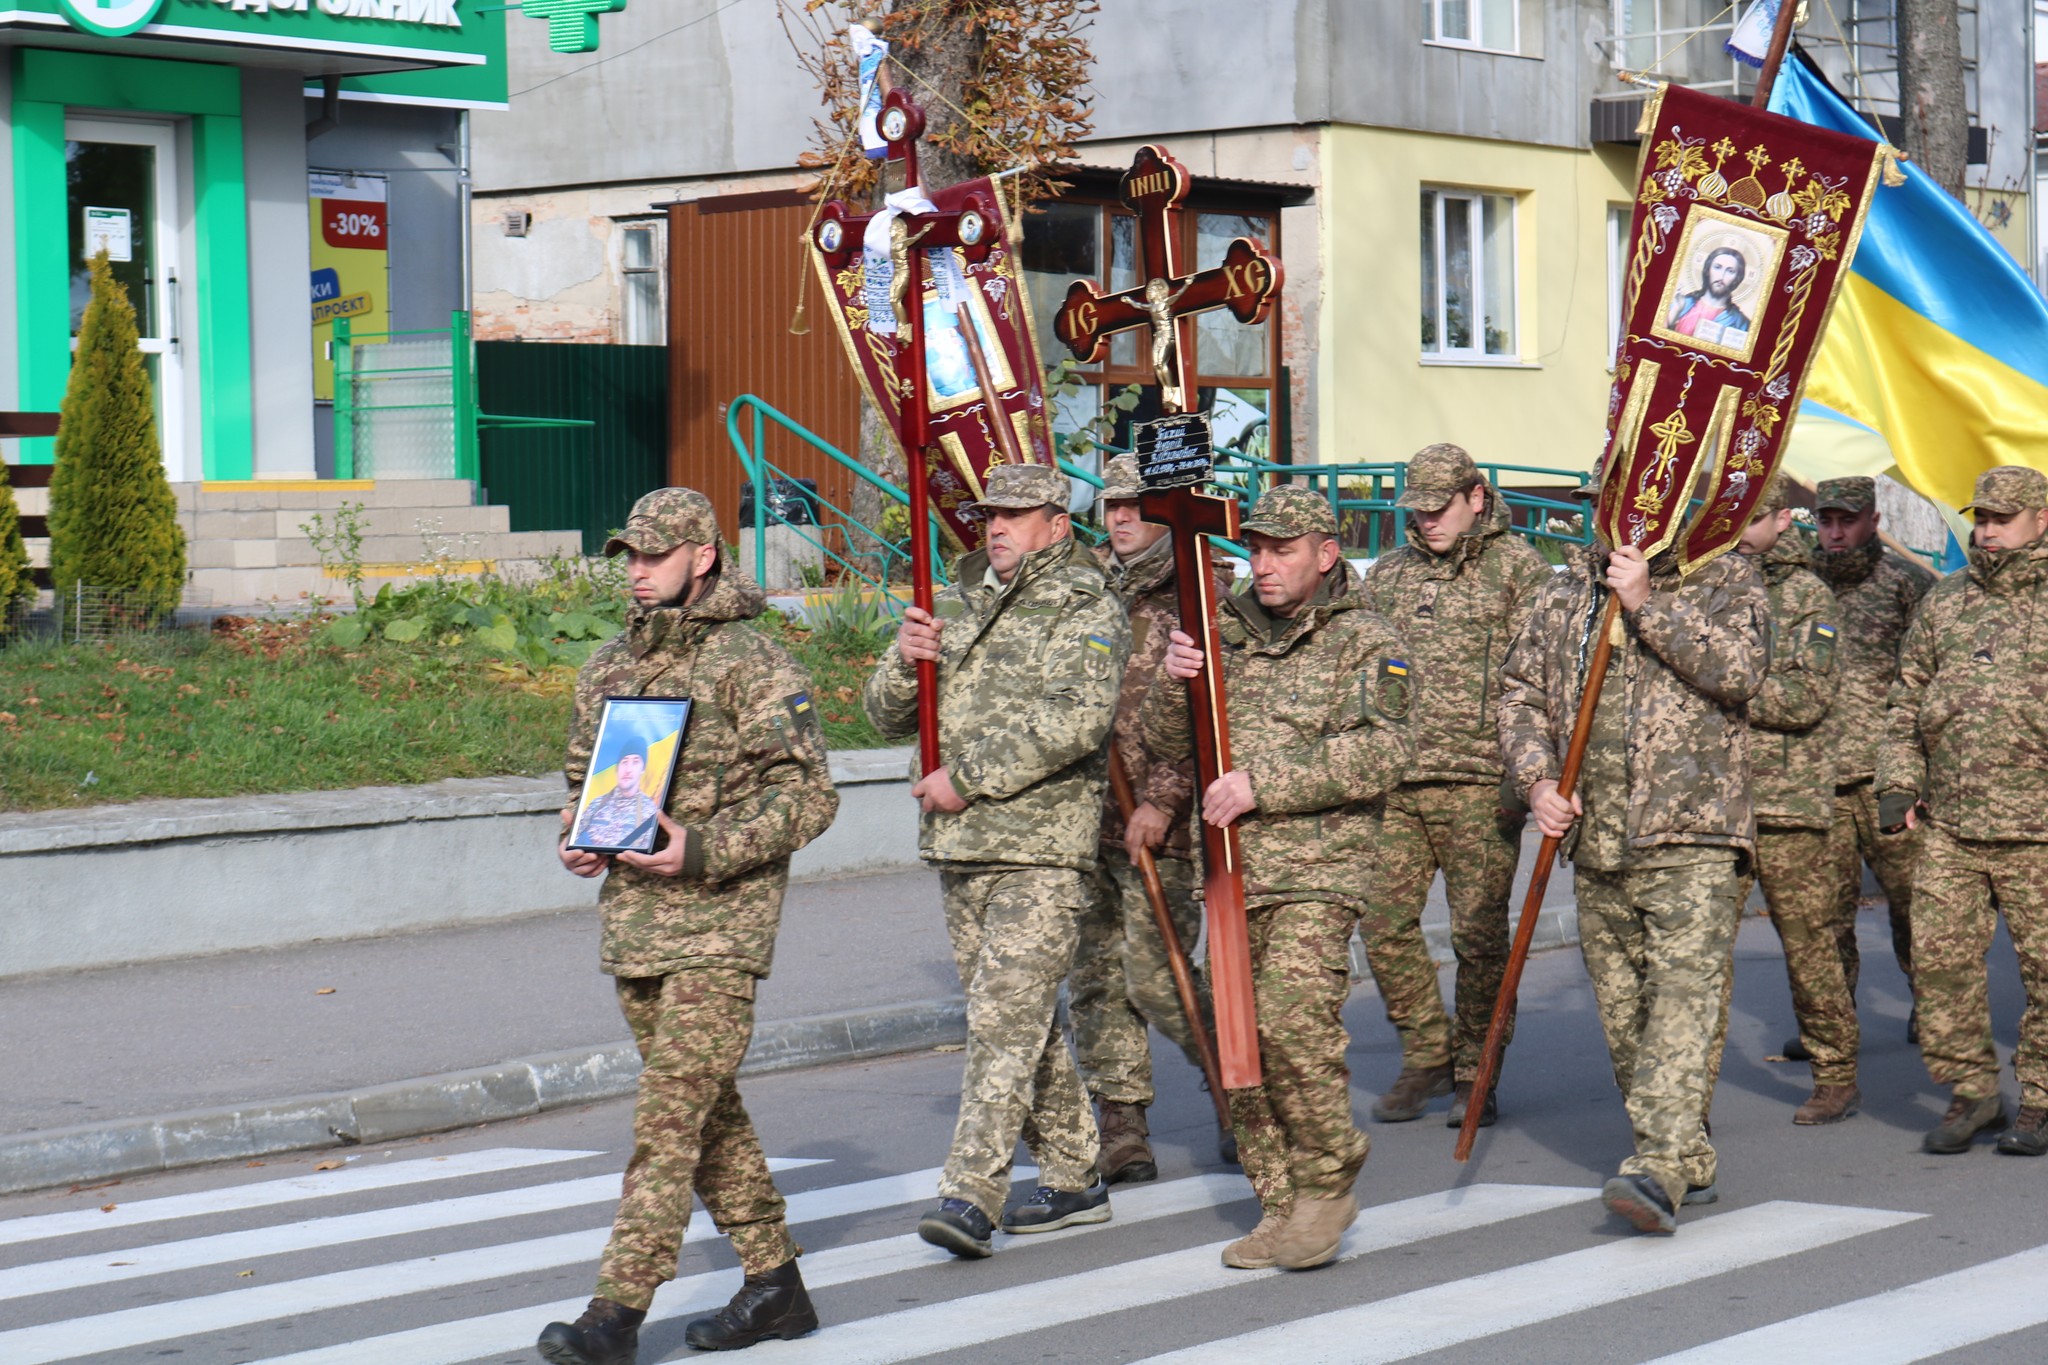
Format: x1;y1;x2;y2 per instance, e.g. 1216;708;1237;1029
566;696;693;855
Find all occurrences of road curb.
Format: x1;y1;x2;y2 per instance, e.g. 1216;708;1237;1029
0;996;968;1197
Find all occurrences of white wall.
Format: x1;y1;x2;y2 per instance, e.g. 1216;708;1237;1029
243;69;318;478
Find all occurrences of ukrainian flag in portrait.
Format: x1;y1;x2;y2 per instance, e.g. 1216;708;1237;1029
1771;51;2048;513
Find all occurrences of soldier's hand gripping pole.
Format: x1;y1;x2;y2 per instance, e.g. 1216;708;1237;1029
1108;746;1233;1132
1455;592;1622;1162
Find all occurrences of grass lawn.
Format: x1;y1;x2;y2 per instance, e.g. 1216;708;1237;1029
0;613;893;814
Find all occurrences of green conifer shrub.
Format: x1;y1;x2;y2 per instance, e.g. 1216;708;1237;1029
0;461;30;636
48;251;187;625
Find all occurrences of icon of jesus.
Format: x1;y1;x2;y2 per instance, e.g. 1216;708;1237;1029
1666;247;1752;348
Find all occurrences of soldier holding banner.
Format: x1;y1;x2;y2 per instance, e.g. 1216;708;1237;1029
1153;486;1413;1272
863;462;1131;1257
1499;514;1768;1234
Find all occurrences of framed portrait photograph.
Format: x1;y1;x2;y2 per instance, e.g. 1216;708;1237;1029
567;696;693;855
924;282;1015;414
1649;206;1790;365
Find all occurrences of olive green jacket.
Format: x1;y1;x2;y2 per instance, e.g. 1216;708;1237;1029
1144;563;1413;913
1748;529;1840;830
567;568;840;979
865;533;1131;871
1879;537;2048;842
1362;485;1553;786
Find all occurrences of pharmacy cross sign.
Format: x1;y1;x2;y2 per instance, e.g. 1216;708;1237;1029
57;0;165;38
1051;145;1283;415
522;0;626;54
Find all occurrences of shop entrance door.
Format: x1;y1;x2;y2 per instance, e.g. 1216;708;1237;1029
65;116;187;481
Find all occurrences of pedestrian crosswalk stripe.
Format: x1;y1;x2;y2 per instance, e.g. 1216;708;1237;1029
0;1147;599;1248
0;1160;927;1365
1644;1243;2048;1364
241;1172;1241;1365
740;1184;1594;1364
1138;1200;1925;1364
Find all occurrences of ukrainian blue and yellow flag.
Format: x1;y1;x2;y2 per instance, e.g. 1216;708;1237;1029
1771;51;2048;513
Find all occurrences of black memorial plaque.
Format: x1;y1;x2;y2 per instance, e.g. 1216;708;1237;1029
1135;413;1214;490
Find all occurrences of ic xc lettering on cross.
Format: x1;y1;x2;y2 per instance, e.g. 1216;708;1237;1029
1051;145;1283;416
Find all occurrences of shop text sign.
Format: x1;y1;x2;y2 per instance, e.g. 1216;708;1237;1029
309;172;389;402
200;0;461;27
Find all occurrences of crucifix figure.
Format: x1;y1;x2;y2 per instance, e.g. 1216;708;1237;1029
1054;143;1285;1091
1052;144;1282;417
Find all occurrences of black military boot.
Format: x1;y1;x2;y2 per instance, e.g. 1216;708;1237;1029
682;1259;819;1351
537;1297;645;1365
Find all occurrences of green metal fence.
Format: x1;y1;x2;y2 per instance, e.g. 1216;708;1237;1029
476;342;667;556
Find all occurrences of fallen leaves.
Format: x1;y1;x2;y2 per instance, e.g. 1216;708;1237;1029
315;987;336;995
312;1159;345;1172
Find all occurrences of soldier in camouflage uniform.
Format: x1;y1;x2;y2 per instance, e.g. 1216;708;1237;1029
1359;443;1550;1128
1152;486;1413;1272
539;489;839;1365
1069;455;1228;1184
1808;476;1936;1049
1879;466;2048;1158
1715;482;1855;1124
574;751;660;850
863;462;1132;1257
1499;511;1768;1234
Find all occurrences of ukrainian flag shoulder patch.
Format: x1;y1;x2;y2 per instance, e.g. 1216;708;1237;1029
1086;634;1113;655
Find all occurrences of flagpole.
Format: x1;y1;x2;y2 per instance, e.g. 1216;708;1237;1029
1458;4;1807;1163
1749;0;1802;110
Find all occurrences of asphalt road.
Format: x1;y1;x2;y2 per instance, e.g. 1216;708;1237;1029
3;909;2041;1365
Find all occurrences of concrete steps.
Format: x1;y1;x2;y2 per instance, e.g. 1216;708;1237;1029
170;480;581;606
12;479;582;609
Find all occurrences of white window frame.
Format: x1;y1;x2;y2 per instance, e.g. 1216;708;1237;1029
1420;186;1521;366
1606;202;1633;367
1423;0;1519;52
617;220;664;346
1611;0;1742;95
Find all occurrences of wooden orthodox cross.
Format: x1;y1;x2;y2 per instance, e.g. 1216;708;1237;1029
811;89;1015;777
1054;145;1282;1090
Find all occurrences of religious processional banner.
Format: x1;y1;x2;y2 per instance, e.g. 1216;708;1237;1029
810;179;1055;553
1598;81;1886;573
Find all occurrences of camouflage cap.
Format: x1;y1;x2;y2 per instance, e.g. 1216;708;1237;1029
972;461;1068;512
604;487;719;558
1751;475;1791;517
1099;454;1144;502
1241;484;1337;539
1963;464;2048;515
1813;476;1876;514
1395;442;1482;511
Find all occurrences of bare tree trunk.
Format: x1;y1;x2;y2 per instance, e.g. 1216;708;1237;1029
1897;0;1968;199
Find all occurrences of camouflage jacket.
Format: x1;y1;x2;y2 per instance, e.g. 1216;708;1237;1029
1878;537;2048;842
864;534;1130;871
1498;548;1768;860
1747;530;1840;830
567;569;840;980
1811;539;1936;786
1144;562;1413;913
1362;485;1552;786
1095;534;1224;861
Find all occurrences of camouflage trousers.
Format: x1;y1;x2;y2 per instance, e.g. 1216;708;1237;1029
1910;825;2048;1110
596;968;796;1310
1228;900;1371;1216
1358;781;1524;1082
1070;851;1212;1107
1708;826;1859;1091
1829;779;1918;991
1576;854;1740;1209
938;866;1099;1219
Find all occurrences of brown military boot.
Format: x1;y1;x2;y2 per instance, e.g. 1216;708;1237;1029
1272;1192;1358;1269
1219;1210;1290;1269
1923;1092;2007;1154
537;1297;644;1365
1793;1083;1861;1125
1096;1100;1157;1185
1371;1063;1453;1122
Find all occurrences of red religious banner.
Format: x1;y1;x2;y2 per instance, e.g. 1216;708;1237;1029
810;176;1053;553
1598;82;1886;571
